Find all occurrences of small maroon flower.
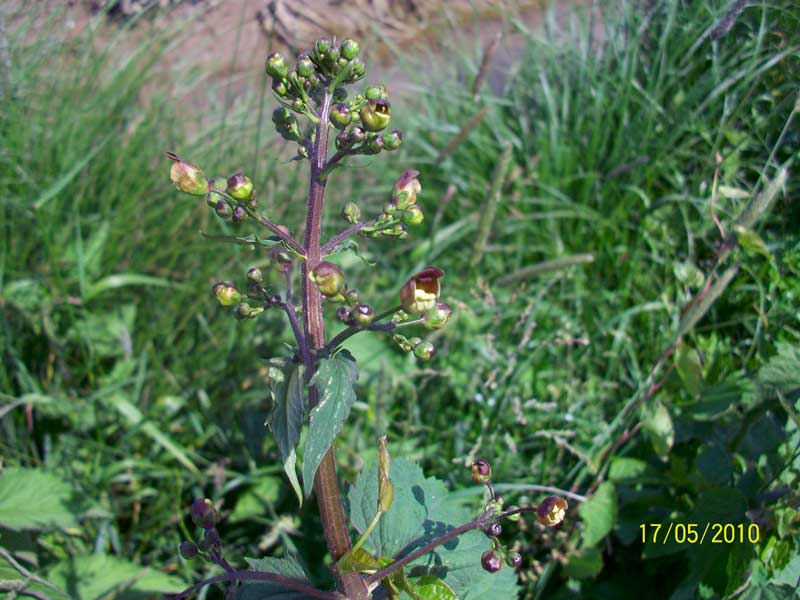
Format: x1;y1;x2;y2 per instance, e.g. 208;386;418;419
536;496;568;528
310;261;345;298
190;498;217;529
471;459;492;484
400;267;444;314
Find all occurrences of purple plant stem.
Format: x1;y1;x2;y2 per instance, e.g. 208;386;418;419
165;569;341;600
300;90;371;600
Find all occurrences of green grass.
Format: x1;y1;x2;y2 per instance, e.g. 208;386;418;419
1;1;799;599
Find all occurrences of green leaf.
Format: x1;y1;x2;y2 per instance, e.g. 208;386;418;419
0;562;69;600
563;546;603;579
230;476;282;522
734;225;772;260
0;468;79;531
201;231;283;249
267;359;306;505
773;553;800;588
759;342;800;397
45;553;183;599
675;344;703;397
347;458;519;599
237;555;311;600
408;575;458;599
578;482;617;547
608;457;649;481
85;272;176;301
641;398;674;458
302;350;358;497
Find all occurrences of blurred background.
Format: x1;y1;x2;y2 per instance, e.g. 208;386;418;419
1;0;799;598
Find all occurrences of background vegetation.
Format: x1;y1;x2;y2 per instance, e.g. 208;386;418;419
1;1;798;599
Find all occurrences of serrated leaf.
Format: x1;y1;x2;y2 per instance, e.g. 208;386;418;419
348;458;519;599
641;398;674;458
45;554;183;599
578;482;617;547
608;457;649;481
267;360;306;505
0;468;79;531
773;553;800;588
237;555;311;600
302;350;358;497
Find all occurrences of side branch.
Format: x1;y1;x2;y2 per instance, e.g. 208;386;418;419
165;569;341;600
320;220;374;256
365;506;538;586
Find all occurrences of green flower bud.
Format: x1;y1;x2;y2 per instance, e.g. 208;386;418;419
297;145;309;160
325;46;340;63
247;267;263;284
166;152;209;196
227;172;254;200
231;205;247;224
414;340;435;361
383;129;402;151
505;505;521;522
296;55;314;77
330;103;352;129
360;99;391;132
315;37;332;54
332;86;347;103
536;496;568;528
423;302;451;330
213;282;241;306
234;302;264;320
310;261;345;298
471;459;492;484
270;247;292;273
364;134;383;154
392;169;421;209
349;126;366;144
272;107;293;124
340;38;360;60
266;51;289;79
353;303;374;325
365;85;385;100
349;58;366;82
344;288;360;306
343;202;361;224
206;189;226;209
400;267;444;314
214;199;233;219
336;306;353;323
403;205;424;226
272;78;288;97
209;176;227;192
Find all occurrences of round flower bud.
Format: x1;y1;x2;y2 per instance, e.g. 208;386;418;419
349;126;366;144
332;86;347;103
266;51;289;79
270;247;292;273
485;522;502;537
296;56;314;78
506;551;522;569
272;78;288;97
365;85;385;100
402;205;424;226
364;134;383;154
330;103;352;129
213;282;241;307
414;340;435;361
536;496;568;528
392;169;421;209
310;262;345;298
227;172;254;200
234;302;264;320
340;38;360;60
167;153;209;196
344;288;360;306
353;303;374;325
315;37;332;54
179;540;199;559
190;498;217;529
206;189;226;209
383;129;402;151
336;130;352;150
336;306;353;324
231;206;247;224
215;199;233;219
343;202;361;224
247;267;263;284
481;550;503;573
359;99;391;132
349;57;366;81
400;267;444;314
471;459;492;484
272;106;293;124
424;302;452;330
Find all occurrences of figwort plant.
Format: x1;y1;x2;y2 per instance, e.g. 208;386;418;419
165;37;567;600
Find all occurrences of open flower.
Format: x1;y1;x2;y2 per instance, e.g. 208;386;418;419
536;496;568;527
400;267;444;314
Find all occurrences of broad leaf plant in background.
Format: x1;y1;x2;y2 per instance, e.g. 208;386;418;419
165;37;567;600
